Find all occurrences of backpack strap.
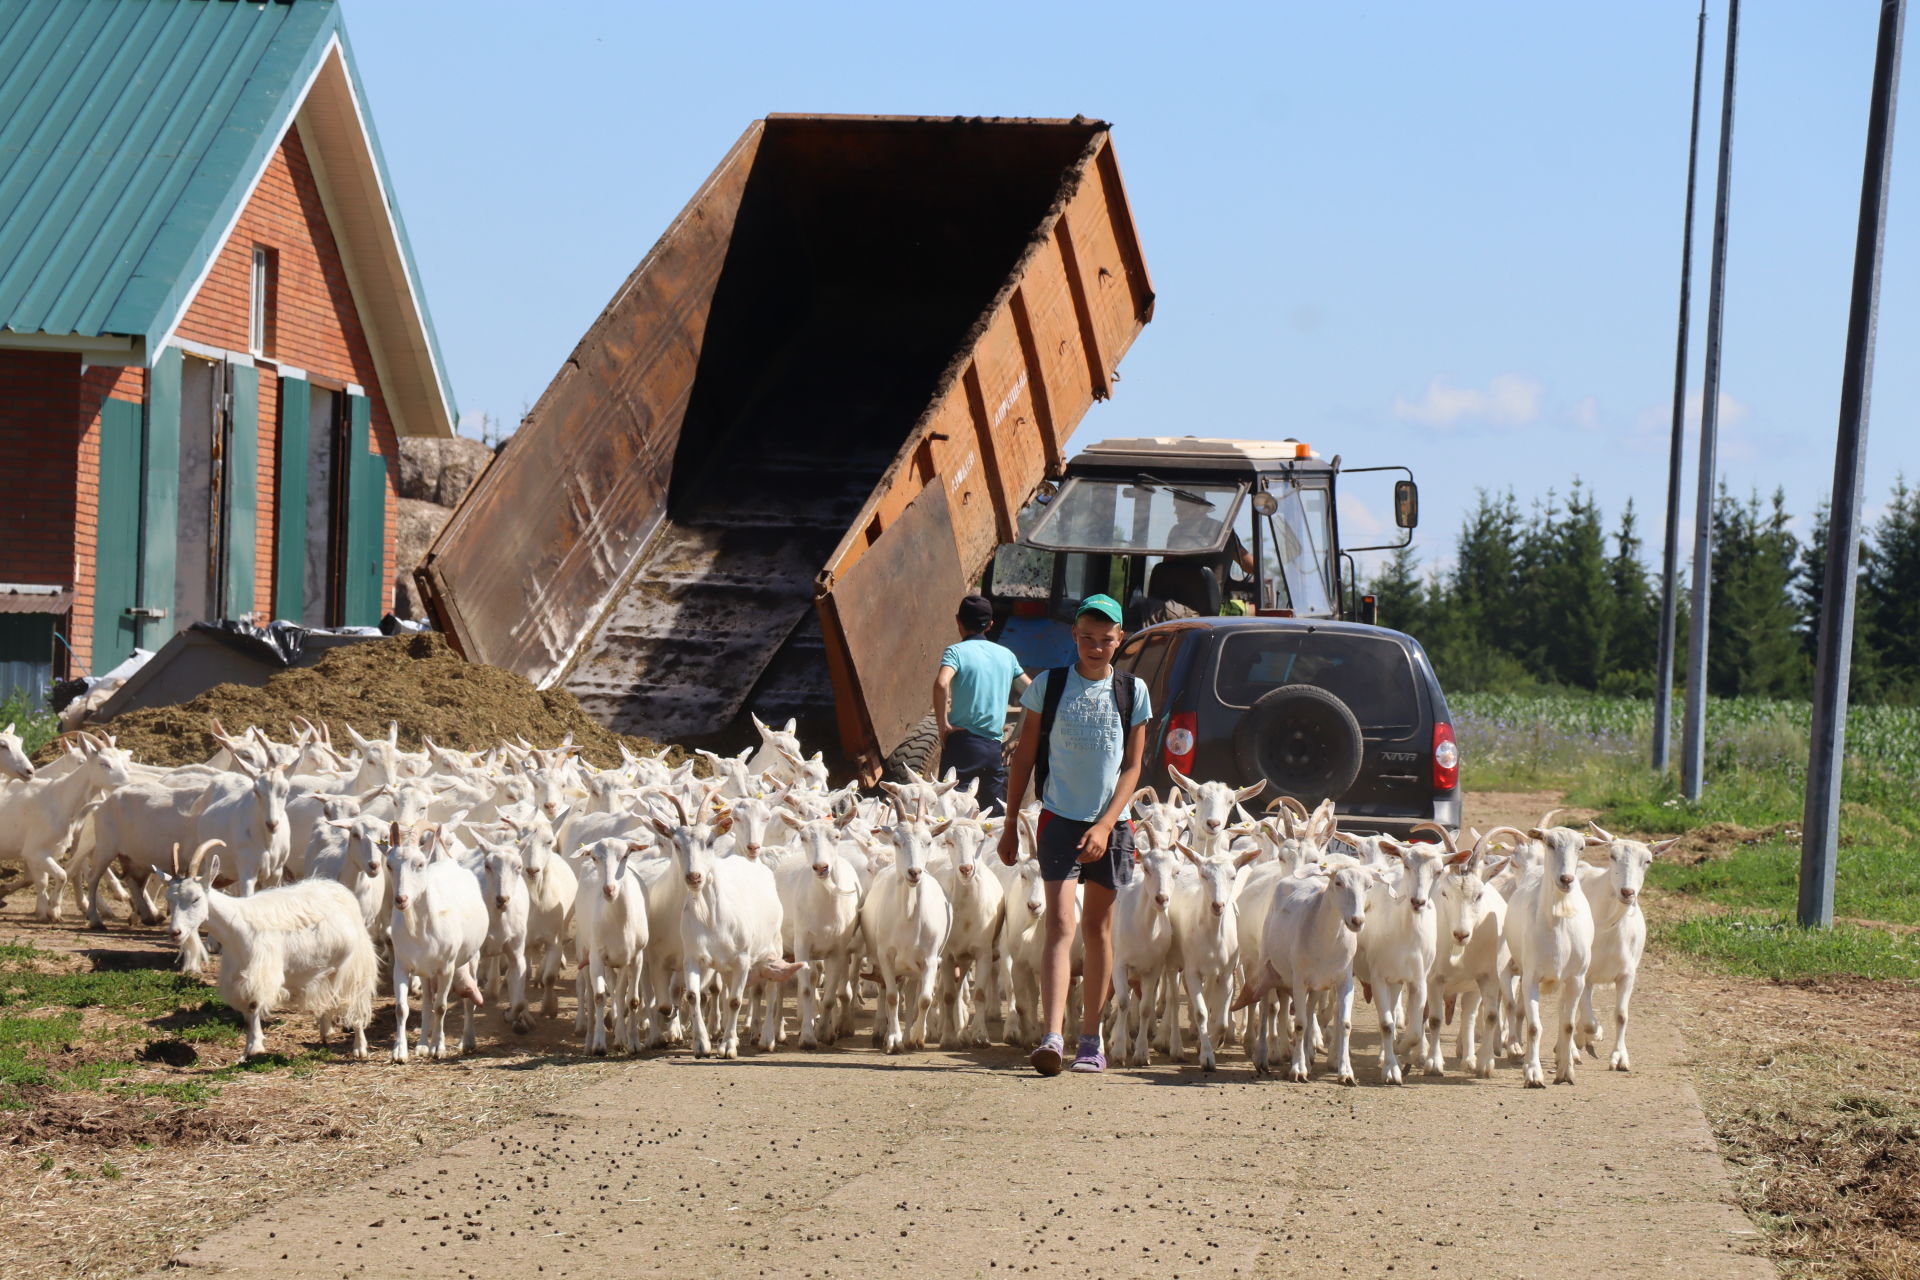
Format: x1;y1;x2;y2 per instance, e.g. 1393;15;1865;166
1113;669;1136;729
1033;666;1070;802
1034;667;1139;805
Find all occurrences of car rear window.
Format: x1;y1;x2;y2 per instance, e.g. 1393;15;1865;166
1213;630;1420;731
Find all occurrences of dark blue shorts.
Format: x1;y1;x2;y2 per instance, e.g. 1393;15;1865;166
938;730;1007;816
1035;810;1135;891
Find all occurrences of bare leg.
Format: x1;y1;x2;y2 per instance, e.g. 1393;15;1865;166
1077;884;1115;1042
1040;881;1079;1040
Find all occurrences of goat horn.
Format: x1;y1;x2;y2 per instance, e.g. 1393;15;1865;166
1587;819;1617;844
1278;796;1311;820
1537;807;1564;830
186;838;226;877
1475;825;1529;856
170;842;183;877
1408;821;1457;852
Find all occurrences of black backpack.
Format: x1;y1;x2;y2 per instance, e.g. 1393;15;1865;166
1033;666;1139;799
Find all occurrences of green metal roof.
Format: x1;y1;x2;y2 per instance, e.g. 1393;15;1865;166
0;0;456;427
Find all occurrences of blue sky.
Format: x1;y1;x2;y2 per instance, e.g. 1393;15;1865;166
346;0;1920;578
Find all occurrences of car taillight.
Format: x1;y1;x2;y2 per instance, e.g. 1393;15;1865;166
1164;711;1197;776
1432;722;1459;791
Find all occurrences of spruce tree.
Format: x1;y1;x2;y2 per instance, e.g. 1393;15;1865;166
1535;481;1611;688
1367;546;1425;637
1796;499;1831;662
1607;498;1658;689
1708;488;1806;697
1863;478;1920;702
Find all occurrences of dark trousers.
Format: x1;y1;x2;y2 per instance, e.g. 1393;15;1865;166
939;729;1007;815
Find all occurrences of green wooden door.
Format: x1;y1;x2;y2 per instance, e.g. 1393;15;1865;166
272;375;310;621
93;398;143;671
141;347;181;650
222;364;259;618
342;394;387;625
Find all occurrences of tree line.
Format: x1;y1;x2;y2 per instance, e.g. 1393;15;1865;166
1366;478;1920;703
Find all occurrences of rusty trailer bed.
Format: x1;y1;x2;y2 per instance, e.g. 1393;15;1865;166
417;114;1152;774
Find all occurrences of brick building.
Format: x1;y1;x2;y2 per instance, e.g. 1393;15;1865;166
0;0;456;697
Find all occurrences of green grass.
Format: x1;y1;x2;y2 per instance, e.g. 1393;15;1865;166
0;688;59;757
0;962;228;1018
1652;914;1920;984
1649;837;1920;928
1452;691;1920;985
0;942;246;1111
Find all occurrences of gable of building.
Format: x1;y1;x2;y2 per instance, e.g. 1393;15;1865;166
0;0;455;437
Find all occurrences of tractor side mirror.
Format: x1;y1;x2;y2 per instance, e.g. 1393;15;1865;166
1394;480;1419;529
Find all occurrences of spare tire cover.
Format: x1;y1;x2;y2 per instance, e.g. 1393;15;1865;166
1231;683;1365;806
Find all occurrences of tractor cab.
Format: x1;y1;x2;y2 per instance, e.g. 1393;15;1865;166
984;436;1415;669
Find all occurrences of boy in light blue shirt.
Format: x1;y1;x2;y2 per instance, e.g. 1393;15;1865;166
934;595;1029;814
996;593;1150;1075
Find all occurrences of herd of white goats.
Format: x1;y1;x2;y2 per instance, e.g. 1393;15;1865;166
0;715;1675;1088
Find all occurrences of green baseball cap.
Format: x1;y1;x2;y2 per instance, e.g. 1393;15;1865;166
1075;593;1123;624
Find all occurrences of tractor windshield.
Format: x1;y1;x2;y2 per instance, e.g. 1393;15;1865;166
1022;477;1247;555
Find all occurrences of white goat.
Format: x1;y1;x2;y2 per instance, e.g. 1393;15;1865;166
1237;861;1375;1084
994;843;1048;1046
1167;765;1265;842
860;819;953;1054
745;714;803;779
0;721;34;780
386;825;489;1063
157;839;376;1059
0;735;133;920
1168;833;1260;1071
82;762;291;935
1578;822;1677;1071
1502;825;1597;1087
507;811;578;1019
1109;839;1181;1066
929;816;1004;1047
774;815;866;1048
650;801;800;1058
478;842;536;1035
573;839;651;1054
1419;824;1509;1078
1353;837;1463;1083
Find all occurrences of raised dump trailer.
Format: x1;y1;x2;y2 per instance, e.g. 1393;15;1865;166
418;114;1152;777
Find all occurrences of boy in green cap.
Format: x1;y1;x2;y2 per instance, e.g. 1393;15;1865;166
996;592;1150;1075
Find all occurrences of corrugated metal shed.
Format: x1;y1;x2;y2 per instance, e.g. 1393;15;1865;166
0;0;456;434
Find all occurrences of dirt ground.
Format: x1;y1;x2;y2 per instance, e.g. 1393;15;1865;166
0;792;1806;1279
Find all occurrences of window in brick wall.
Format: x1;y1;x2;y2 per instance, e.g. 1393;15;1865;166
249;246;276;357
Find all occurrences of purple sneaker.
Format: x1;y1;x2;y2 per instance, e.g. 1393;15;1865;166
1069;1035;1105;1073
1030;1033;1064;1076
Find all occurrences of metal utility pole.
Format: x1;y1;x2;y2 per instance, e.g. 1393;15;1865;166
1655;1;1710;773
1681;0;1741;800
1802;0;1906;929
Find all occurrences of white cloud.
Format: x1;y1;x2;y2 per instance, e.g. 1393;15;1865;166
1339;493;1385;539
1634;389;1752;438
1567;396;1601;431
1391;374;1542;428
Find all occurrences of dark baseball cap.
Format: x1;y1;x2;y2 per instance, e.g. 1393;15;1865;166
957;594;995;631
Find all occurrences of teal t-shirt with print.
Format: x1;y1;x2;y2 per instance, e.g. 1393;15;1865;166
1019;666;1151;822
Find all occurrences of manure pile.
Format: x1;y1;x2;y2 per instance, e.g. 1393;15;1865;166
95;633;677;768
